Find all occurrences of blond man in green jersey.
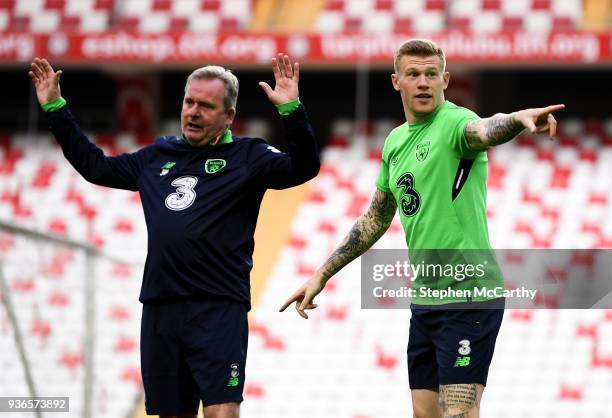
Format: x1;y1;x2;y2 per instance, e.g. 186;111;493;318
281;39;564;417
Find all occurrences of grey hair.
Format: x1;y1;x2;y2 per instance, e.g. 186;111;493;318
185;65;239;111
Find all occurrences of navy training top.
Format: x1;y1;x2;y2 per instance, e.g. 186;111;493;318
46;104;320;309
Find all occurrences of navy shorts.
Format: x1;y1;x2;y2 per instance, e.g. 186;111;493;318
140;297;248;416
407;299;504;389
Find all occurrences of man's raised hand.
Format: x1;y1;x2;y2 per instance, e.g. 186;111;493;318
259;53;299;105
28;58;62;106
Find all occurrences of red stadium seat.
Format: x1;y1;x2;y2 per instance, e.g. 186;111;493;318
501;16;524;31
60;351;83;371
559;385;582;401
59;14;80;31
94;0;114;11
532;0;552;11
425;0;446;12
152;0;172;12
49;290;70;307
0;0;15;11
244;382;265;398
393;16;412;32
375;0;394;11
344;16;362;32
44;0;65;11
121;366;143;387
109;305;131;321
375;347;399;371
201;0;221;11
115;336;137;353
449;16;471;31
325;0;345;12
482;0;501;11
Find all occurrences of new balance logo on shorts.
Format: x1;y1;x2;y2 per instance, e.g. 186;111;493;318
454;356;471;367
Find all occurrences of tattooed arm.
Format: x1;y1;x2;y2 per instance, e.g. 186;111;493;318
280;189;397;318
464;104;565;151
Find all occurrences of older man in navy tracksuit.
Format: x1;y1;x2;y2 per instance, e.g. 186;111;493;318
29;54;319;418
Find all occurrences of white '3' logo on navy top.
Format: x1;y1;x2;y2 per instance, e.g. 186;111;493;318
165;176;198;211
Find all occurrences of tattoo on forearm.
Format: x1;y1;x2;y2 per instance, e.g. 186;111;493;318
318;190;396;281
439;384;478;418
485;114;525;145
466;113;525;150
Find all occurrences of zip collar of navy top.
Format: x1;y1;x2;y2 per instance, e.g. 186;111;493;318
178;129;234;148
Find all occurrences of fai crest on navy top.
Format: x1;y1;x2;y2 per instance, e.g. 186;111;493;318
416;141;430;162
205;159;226;174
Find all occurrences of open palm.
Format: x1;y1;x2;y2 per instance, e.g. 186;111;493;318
28;57;62;105
259;53;300;105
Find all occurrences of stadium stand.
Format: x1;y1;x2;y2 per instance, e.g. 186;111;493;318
0;0;587;33
314;0;583;33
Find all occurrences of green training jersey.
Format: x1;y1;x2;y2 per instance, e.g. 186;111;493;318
376;100;503;304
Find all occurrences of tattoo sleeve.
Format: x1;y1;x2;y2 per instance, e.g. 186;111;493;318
317;189;397;282
465;113;526;150
438;384;479;418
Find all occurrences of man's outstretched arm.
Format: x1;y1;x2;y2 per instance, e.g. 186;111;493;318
280;189;397;318
29;57;149;191
464;104;565;151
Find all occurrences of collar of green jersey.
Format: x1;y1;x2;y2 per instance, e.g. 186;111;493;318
408;100;448;127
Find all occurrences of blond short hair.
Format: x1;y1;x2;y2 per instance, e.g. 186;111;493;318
394;39;446;73
185;66;239;111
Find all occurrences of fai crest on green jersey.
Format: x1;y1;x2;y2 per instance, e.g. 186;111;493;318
205;159;226;174
416;141;430;162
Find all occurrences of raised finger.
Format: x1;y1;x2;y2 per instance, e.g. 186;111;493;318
544;104;565;114
30;62;42;78
276;53;284;78
271;57;281;81
279;293;299;312
282;54;293;78
293;62;300;83
41;58;54;77
28;71;39;85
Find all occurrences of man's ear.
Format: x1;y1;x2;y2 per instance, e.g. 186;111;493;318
391;73;400;91
226;107;236;126
443;72;450;91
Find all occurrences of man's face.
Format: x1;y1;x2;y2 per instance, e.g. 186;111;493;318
181;78;235;146
391;54;449;121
